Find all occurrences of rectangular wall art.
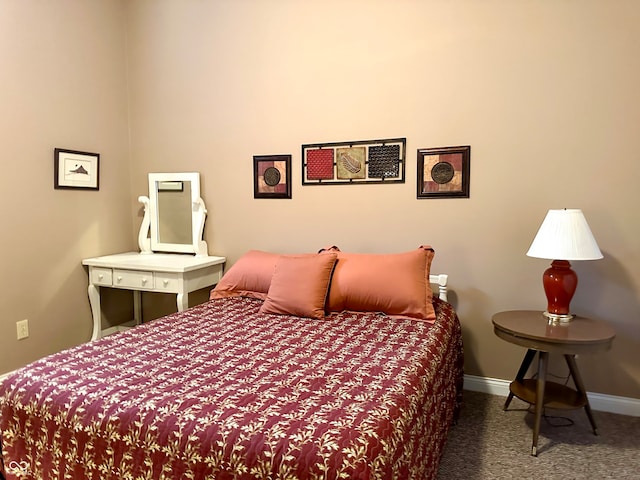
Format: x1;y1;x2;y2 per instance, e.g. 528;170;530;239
417;145;470;199
253;154;292;199
54;148;100;190
302;138;406;185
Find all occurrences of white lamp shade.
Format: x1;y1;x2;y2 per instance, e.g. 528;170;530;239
526;209;603;261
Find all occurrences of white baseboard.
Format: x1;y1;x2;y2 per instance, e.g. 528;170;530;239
463;374;640;417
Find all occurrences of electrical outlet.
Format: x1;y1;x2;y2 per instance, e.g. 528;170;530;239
16;319;29;340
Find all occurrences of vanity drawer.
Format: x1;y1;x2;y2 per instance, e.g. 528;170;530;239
91;267;113;286
113;269;154;290
155;272;181;292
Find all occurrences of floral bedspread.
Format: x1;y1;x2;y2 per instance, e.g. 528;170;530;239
1;297;462;480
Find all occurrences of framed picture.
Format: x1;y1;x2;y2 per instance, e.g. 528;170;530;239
54;148;100;190
417;145;470;198
253;154;292;199
302;138;406;185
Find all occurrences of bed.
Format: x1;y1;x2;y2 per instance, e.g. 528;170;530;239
1;246;463;480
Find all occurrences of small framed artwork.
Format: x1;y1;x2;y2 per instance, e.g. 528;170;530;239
54;148;100;190
417;145;470;198
253;154;292;199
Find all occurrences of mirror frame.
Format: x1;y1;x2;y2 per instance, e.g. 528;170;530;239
140;172;208;255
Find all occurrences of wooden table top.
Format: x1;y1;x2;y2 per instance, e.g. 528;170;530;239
492;310;615;354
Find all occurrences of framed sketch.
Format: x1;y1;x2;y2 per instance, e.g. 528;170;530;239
54;148;100;190
302;138;406;185
417;145;470;198
253;154;292;199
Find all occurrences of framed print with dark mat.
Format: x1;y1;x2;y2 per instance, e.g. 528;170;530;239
254;154;292;199
417;145;470;198
302;138;406;185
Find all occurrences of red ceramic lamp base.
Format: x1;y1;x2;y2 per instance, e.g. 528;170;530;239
542;260;577;323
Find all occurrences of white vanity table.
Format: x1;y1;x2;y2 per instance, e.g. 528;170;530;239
82;253;225;341
83;172;226;341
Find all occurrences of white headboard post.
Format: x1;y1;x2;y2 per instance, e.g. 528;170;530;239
429;274;449;301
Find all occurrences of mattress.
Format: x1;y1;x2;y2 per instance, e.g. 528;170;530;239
1;296;462;479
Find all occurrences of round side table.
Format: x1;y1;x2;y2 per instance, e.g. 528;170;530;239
492;310;615;456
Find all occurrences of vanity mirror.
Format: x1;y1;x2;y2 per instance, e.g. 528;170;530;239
138;172;208;256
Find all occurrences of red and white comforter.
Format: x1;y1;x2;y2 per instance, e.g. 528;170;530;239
1;296;462;479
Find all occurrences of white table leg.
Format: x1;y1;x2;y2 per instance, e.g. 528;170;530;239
87;284;101;341
176;293;188;311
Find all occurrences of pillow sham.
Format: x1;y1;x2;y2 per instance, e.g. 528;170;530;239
209;250;281;300
259;253;338;320
324;245;436;321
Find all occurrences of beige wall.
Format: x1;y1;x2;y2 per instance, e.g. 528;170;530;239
2;1;639;400
0;1;132;372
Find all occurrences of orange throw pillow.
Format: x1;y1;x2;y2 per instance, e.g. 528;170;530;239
326;246;436;321
209;250;281;300
259;253;338;320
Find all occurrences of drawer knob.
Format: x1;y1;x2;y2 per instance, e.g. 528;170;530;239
117;276;122;283
142;278;147;285
163;279;169;286
98;274;103;280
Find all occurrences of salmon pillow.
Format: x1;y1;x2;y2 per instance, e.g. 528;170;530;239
324;246;436;321
209;250;281;300
259;253;338;320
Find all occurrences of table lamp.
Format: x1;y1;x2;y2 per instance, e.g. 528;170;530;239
526;209;603;322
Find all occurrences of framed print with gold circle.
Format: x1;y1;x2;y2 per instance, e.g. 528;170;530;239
253;154;292;199
417;145;470;199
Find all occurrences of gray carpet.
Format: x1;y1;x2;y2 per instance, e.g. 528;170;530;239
437;390;640;479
